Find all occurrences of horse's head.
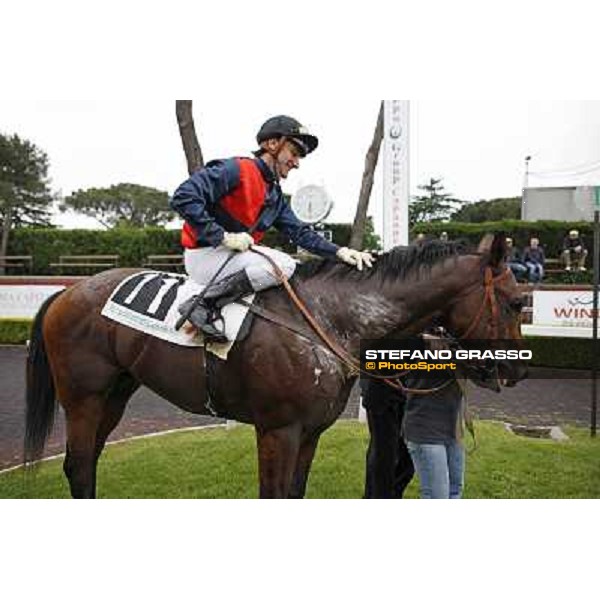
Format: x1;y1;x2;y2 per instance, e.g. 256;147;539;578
443;233;528;389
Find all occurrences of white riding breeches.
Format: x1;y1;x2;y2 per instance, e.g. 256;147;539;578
184;245;298;292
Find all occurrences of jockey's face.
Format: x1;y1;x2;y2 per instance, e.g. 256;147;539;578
262;138;303;179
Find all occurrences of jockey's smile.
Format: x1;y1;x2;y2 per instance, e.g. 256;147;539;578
261;138;303;180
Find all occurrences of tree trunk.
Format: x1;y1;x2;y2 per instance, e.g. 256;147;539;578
175;101;204;175
349;102;384;250
0;204;13;276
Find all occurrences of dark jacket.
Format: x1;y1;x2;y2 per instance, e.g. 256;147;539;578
402;374;463;444
171;157;339;257
522;246;545;265
563;236;586;252
505;246;522;263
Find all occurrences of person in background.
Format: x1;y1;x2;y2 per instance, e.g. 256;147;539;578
413;233;427;245
505;237;528;282
439;231;449;242
562;229;588;272
403;337;466;500
361;378;415;499
522;237;545;284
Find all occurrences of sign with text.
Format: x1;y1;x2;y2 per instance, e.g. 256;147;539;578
533;290;595;328
383;100;410;250
0;285;65;318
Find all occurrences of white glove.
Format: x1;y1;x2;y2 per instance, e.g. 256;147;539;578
222;232;254;252
336;247;375;271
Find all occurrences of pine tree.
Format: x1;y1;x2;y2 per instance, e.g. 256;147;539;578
409;178;463;226
0;134;54;267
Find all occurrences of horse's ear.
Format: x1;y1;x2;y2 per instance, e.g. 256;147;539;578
478;233;506;268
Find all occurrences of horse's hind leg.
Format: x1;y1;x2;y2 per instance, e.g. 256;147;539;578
63;375;139;499
92;375;139;493
256;424;302;499
63;395;106;499
94;375;139;461
288;434;321;499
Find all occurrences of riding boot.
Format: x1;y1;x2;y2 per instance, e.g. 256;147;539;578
178;271;255;343
204;270;255;308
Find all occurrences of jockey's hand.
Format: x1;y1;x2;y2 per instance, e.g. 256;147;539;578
223;232;254;252
336;247;375;271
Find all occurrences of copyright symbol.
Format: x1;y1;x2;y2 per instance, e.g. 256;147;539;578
366;362;376;370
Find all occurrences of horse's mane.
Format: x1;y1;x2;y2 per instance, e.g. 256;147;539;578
295;239;473;284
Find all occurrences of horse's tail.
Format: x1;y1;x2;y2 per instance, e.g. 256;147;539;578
24;290;64;465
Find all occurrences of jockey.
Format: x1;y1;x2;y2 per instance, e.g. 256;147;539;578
170;114;374;342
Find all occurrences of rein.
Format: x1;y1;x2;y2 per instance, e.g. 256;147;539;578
249;247;511;396
250;247;369;378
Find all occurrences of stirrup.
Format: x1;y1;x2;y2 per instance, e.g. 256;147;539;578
201;310;228;344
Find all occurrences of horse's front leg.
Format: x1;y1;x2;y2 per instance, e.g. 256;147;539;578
288;434;321;499
255;423;302;498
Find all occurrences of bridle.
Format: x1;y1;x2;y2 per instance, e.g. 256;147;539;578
453;265;513;341
249;248;516;395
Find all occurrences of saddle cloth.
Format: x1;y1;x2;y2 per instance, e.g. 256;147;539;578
101;271;255;359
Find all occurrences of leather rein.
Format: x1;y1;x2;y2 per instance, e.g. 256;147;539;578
249;247;511;396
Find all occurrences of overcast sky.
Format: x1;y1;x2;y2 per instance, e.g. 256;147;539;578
2;99;600;234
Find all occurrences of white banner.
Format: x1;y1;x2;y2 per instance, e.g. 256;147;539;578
0;285;65;319
382;100;410;250
533;290;595;328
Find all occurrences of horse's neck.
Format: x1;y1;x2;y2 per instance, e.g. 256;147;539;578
298;258;478;352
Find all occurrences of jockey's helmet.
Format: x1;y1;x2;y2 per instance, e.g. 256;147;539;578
256;115;319;157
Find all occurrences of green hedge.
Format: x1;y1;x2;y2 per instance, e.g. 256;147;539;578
5;220;593;275
526;336;595;370
0;319;31;344
7;224;374;275
8;228;183;274
412;220;595;260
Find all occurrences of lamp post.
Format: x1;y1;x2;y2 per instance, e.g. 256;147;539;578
592;186;600;437
524;156;531;186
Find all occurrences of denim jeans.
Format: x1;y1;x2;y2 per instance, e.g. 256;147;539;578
507;261;528;282
525;261;544;283
407;441;465;499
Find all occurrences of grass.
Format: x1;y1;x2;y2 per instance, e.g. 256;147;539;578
1;421;599;498
0;319;31;344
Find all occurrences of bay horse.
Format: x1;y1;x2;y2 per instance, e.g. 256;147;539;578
24;233;527;498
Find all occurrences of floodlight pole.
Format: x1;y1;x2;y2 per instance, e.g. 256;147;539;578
592;188;600;437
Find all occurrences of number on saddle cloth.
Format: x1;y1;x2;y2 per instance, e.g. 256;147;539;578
110;272;188;321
